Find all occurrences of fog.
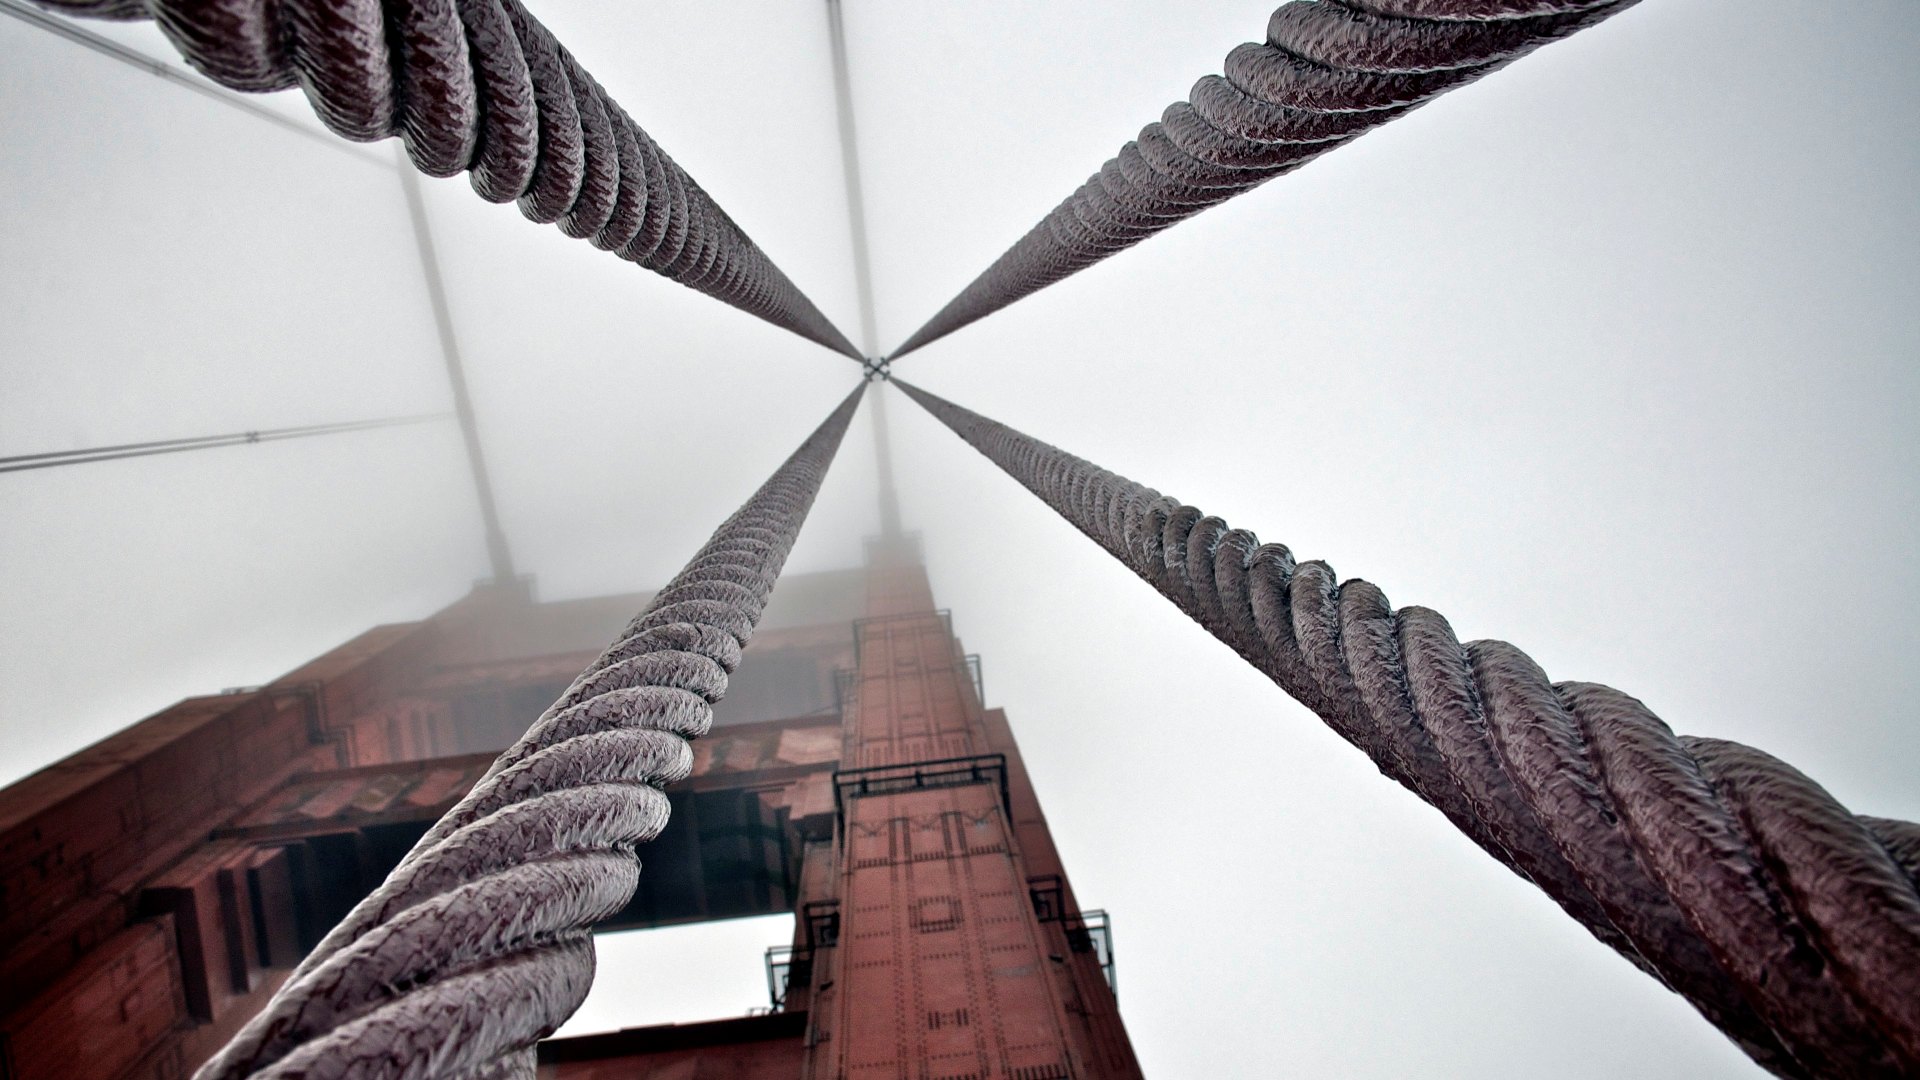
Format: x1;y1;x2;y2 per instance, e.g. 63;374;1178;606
3;2;1917;1077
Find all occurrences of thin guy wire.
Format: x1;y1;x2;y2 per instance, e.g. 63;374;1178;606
0;413;449;474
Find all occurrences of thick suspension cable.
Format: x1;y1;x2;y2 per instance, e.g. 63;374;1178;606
0;413;448;474
0;0;388;164
896;379;1920;1080
193;386;864;1080
31;0;859;360
890;0;1639;360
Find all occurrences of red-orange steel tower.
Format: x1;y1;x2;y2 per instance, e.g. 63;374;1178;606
0;540;1142;1080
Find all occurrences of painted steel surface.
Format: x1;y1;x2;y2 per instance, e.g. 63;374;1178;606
794;550;1144;1080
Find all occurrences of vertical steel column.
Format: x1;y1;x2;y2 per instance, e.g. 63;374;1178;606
798;557;1144;1079
398;158;517;584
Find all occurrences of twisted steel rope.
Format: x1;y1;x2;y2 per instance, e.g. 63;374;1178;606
192;386;863;1080
36;0;860;359
896;379;1920;1079
890;0;1640;359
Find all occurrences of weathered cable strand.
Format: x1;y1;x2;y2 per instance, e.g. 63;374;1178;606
33;0;860;359
889;0;1639;359
896;378;1920;1080
192;385;864;1080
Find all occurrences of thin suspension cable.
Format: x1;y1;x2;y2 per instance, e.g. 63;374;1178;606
826;0;880;359
824;0;904;537
889;0;1640;360
870;386;904;538
34;0;860;359
399;151;516;583
0;413;449;474
0;0;391;167
195;386;865;1080
896;378;1920;1080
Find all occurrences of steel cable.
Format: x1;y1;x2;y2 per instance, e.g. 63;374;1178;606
0;413;447;474
889;0;1639;360
34;0;860;359
896;378;1920;1079
191;385;863;1080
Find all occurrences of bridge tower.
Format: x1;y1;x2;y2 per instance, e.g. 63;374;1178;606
0;539;1141;1080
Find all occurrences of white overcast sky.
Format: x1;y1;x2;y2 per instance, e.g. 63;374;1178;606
3;3;1917;1077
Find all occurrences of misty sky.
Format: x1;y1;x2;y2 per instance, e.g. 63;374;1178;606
3;2;1917;1077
